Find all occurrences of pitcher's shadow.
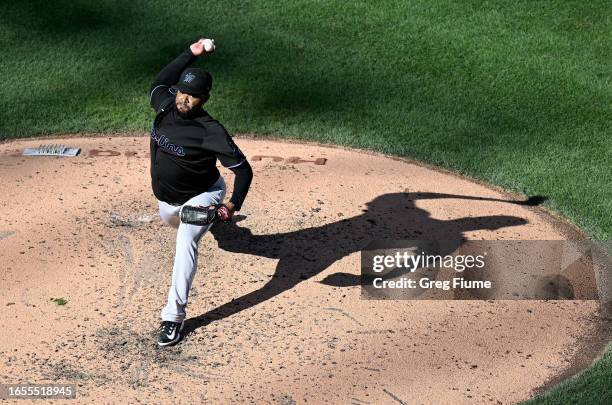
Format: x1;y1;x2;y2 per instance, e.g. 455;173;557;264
182;192;546;336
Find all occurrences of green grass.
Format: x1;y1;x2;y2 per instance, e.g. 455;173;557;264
1;0;610;402
51;297;68;306
526;343;612;405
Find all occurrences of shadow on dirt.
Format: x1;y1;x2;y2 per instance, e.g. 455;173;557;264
182;192;546;336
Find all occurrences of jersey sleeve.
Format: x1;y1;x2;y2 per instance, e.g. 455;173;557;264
204;121;247;168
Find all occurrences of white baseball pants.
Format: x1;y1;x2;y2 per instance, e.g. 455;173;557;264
157;175;226;322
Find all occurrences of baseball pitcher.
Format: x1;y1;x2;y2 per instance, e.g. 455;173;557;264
149;38;253;346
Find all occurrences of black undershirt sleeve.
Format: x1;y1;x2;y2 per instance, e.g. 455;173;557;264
202;120;253;211
227;160;253;211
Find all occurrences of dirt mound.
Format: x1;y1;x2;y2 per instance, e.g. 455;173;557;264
0;135;608;404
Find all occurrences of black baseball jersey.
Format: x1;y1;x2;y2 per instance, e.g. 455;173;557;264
149;49;252;209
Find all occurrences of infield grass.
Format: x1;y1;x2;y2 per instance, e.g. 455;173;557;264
1;0;610;402
526;343;612;405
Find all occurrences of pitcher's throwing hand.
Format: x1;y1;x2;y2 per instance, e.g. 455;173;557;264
190;38;215;56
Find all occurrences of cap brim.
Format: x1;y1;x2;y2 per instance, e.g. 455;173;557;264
171;84;206;97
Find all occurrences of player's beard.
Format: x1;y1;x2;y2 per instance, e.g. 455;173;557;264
176;103;200;119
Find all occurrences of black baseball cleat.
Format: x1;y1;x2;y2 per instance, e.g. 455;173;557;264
157;320;185;347
179;205;220;226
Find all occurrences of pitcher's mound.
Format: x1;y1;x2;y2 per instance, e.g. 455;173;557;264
0;135;607;404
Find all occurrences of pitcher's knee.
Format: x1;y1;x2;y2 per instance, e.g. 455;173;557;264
178;223;208;246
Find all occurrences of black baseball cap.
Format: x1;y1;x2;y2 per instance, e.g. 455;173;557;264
172;68;213;97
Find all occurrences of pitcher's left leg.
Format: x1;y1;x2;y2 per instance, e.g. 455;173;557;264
160;176;226;323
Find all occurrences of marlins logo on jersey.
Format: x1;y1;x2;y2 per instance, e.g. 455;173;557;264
150;125;186;156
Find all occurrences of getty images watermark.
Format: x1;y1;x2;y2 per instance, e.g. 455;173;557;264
371;248;488;290
361;240;612;309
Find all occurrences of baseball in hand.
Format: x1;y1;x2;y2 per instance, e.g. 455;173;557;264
201;39;215;53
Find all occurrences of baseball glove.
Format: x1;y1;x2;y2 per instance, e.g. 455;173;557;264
180;204;230;226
